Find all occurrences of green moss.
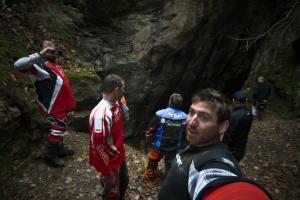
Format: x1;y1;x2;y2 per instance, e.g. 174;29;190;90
32;4;83;42
66;70;101;99
66;70;98;79
0;34;27;60
65;70;101;111
0;33;28;85
0;34;10;55
0;34;44;182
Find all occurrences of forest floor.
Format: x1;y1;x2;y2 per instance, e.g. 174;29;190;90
0;111;299;200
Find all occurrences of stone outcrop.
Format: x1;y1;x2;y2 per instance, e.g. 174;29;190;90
244;2;300;117
78;0;299;136
66;70;101;132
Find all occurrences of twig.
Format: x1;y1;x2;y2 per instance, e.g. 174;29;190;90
228;2;298;51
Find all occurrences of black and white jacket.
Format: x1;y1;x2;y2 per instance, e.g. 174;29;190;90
158;143;242;200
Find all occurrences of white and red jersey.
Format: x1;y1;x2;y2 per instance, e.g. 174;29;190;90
14;53;75;119
88;99;125;175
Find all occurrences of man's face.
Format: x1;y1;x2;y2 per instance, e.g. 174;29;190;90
185;101;223;146
115;81;125;101
42;41;55;50
42;41;57;61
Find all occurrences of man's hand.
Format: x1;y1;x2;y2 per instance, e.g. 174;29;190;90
145;131;153;143
39;47;54;57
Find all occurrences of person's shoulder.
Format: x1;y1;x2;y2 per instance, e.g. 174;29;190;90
93;100;113;114
156;107;187;120
156;107;168;114
231;108;244;118
205;143;235;160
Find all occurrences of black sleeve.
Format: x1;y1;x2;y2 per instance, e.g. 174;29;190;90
158;158;189;200
222;115;238;146
230;113;253;161
252;85;259;100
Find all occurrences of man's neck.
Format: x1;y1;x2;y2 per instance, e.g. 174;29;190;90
103;93;116;103
193;142;219;149
192;136;221;148
184;142;220;154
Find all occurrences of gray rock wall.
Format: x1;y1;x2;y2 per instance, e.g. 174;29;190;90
244;3;300;117
78;0;299;136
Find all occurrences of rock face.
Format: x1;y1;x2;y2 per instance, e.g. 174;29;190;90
77;0;299;136
244;2;300;118
66;71;101;132
0;34;48;181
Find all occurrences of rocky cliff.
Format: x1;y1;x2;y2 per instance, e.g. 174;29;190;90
76;0;299;136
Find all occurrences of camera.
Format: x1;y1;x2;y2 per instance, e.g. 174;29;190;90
51;49;63;56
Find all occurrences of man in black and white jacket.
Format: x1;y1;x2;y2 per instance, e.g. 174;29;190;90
158;89;271;200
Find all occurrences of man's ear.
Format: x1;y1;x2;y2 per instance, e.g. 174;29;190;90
218;120;229;135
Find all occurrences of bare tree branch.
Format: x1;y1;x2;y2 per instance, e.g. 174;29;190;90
228;1;298;51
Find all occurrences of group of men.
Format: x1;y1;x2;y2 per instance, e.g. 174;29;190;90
14;40;272;200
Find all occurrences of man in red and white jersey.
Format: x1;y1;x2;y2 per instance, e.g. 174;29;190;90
14;40;75;167
89;74;128;200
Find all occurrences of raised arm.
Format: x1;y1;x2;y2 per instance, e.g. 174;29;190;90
13;53;42;71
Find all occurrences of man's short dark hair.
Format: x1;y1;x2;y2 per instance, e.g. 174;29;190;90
169;93;183;108
192;88;231;124
41;40;55;48
102;74;124;94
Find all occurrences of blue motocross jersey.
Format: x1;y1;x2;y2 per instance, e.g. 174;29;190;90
153;107;187;150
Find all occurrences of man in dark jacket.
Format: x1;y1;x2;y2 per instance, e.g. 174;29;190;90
223;91;253;162
252;76;271;120
158;89;272;200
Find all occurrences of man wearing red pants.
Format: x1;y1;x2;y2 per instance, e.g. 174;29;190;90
89;74;128;200
14;40;75;167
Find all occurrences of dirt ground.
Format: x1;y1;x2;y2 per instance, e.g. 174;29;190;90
0;111;299;200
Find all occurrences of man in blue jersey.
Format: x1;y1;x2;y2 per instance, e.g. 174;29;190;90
144;93;187;180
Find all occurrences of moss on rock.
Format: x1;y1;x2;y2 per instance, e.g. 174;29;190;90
65;70;101;132
66;70;101;111
0;33;46;182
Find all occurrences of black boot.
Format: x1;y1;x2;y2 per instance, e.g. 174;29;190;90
58;143;75;158
43;141;64;167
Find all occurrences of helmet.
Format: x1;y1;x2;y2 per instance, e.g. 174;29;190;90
233;91;246;103
202;182;272;200
258;76;265;83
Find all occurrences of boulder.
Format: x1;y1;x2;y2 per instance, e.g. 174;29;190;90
66;70;101;132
